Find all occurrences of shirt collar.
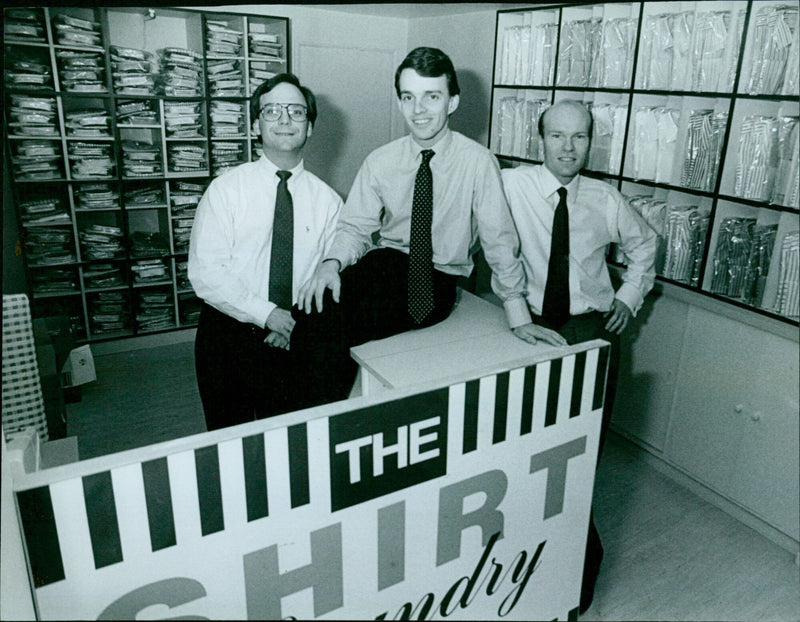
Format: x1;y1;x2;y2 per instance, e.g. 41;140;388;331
259;154;305;181
408;127;453;161
539;165;580;202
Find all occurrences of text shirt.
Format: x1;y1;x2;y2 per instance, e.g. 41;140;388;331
188;156;343;328
502;164;657;316
326;129;530;328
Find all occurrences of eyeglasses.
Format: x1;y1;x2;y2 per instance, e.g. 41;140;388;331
259;103;308;122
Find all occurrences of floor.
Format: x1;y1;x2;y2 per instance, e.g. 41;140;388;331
66;340;800;621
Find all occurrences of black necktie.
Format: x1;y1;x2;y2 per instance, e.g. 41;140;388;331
269;170;293;310
542;187;570;327
408;149;435;324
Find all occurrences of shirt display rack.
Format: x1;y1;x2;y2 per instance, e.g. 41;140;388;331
4;6;290;342
490;0;799;327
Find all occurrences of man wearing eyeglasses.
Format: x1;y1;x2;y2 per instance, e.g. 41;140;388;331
288;47;543;410
188;73;342;430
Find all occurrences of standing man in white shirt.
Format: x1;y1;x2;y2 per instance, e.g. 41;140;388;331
188;73;342;431
501;99;657;615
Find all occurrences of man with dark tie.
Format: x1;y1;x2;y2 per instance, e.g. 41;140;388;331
188;73;342;430
501;99;657;614
289;47;546;409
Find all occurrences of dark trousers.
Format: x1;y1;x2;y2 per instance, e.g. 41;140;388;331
195;302;296;431
289;248;459;410
532;311;621;604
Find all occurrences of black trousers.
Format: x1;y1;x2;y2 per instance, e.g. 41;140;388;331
289;248;459;410
195;302;296;431
532;311;621;600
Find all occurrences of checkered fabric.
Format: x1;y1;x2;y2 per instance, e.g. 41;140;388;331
3;294;48;441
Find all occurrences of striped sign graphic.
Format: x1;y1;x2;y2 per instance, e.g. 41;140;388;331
14;343;607;620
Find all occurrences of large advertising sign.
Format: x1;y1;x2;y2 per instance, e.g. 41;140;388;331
14;343;608;620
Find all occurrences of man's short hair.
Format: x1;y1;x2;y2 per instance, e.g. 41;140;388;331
394;47;460;98
250;72;318;126
538;100;594;141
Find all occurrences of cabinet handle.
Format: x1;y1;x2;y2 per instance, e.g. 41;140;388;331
750;412;761;422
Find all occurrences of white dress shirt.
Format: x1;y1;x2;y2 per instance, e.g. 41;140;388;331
502;164;656;317
326;129;531;328
188;155;342;328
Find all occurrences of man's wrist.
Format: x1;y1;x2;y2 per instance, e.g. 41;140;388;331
322;258;341;272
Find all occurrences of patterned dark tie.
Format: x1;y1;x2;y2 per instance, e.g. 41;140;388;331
408;149;435;324
542;186;570;327
269;170;293;310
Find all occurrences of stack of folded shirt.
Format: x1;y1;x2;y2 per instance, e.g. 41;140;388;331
169;180;206;215
7;95;59;137
56;50;106;93
68;141;114;179
32;268;78;295
164;101;204;138
89;292;129;335
52;14;102;48
157;47;203;97
172;214;195;253
121;140;162;177
65;108;111;137
4;9;46;42
136;290;175;332
210;100;245;137
207;59;244;97
130;231;169;258
111;46;156;96
5;57;52;90
75;183;120;210
211;142;244;177
25;227;76;265
248;60;278;95
168;143;207;173
83;263;125;289
206;19;243;56
123;184;164;208
116;100;159;125
12;140;63;180
248;31;283;59
20;197;70;226
79;224;124;260
131;258;169;283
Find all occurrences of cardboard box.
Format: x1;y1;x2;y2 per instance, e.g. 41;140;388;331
61;345;96;388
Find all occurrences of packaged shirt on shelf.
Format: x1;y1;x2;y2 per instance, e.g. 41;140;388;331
773;231;799;318
746;4;799;96
663;205;709;286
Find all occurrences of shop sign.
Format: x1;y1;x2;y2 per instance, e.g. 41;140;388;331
16;345;607;620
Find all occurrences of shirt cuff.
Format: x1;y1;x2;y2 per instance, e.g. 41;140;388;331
325;249;352;271
614;283;643;317
503;296;532;329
